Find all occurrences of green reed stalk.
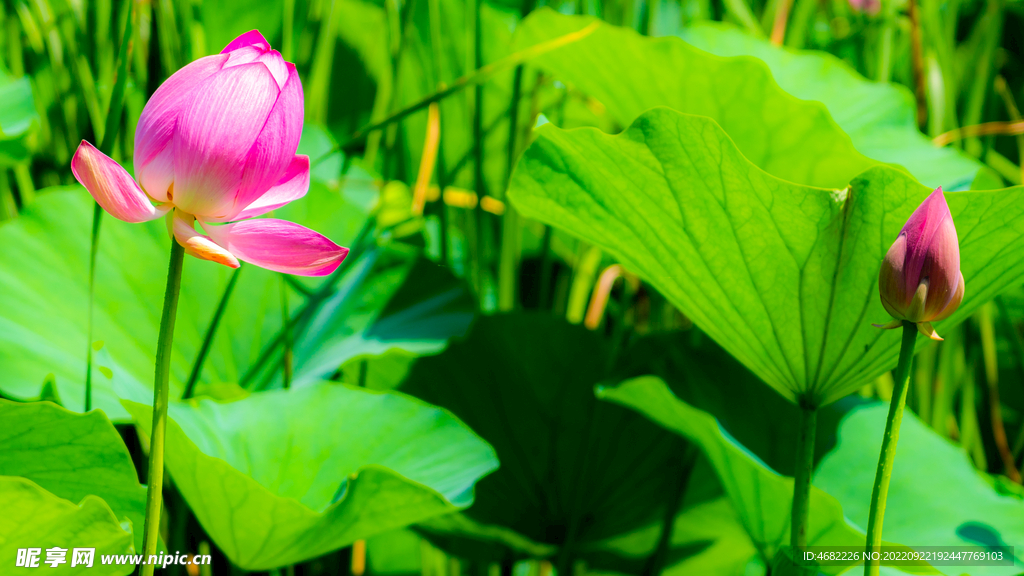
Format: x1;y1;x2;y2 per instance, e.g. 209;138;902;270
426;0;450;265
497;63;524;312
182;265;243;399
0;171;16;220
472;0;487;302
85;0;134;411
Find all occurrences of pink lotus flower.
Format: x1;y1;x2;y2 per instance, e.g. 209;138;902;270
875;187;964;340
71;30;348;276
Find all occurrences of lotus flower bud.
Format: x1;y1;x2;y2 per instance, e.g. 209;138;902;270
875;187;964;341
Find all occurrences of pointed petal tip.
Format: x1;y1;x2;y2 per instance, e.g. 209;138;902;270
918;185;952;213
917;322;943;341
301;245;350;277
222;30;271;54
926;187;953;216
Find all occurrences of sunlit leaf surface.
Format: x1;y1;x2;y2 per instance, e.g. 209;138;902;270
123;383;498;570
0;476;134;575
0;401;147;552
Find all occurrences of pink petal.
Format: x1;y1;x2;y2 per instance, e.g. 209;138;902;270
171;210;239;268
878;233;908;319
207;155;309;222
920;219;961;320
202;219;348;276
221;30;271;54
257;51;289;90
223;47;289;89
898;187;961;319
229;62;304;215
71;141;170;223
138;146;175;204
901;188;951;280
930;272;965;322
171;62;280;219
223;45;264;68
134;54;229;202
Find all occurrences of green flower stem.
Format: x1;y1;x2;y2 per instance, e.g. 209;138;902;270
864;320;917;576
790;401;817;549
140;239;185;576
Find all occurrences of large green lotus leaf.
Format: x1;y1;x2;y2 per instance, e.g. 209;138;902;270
0;476;133;575
815;405;1024;575
599;376;929;574
122;382;498;570
513;9;874;190
399;313;698;563
0;182;368;419
509;108;1024;405
0;401;147;553
678;24;982;191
